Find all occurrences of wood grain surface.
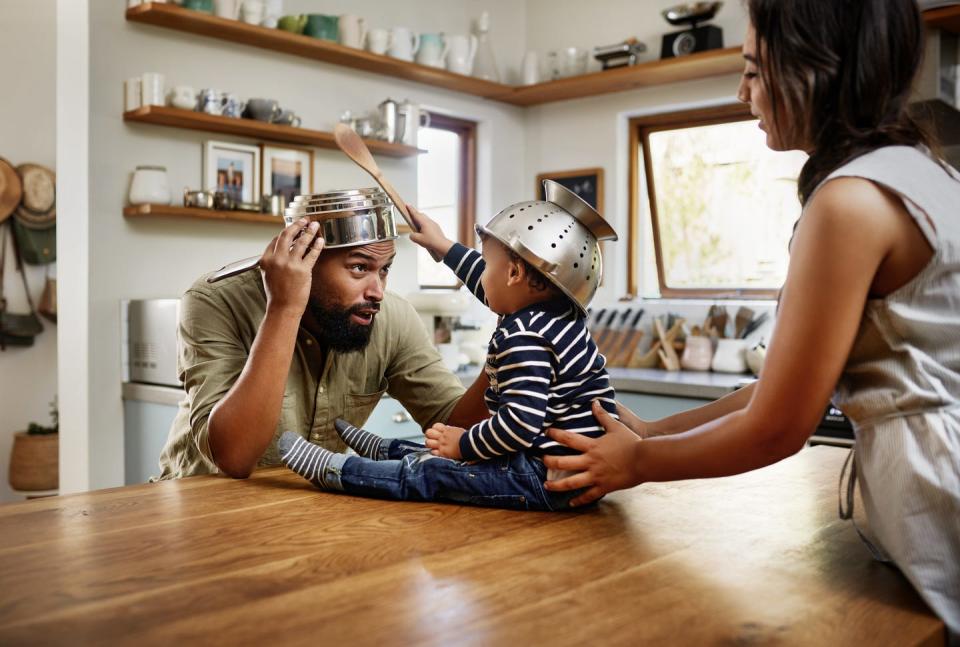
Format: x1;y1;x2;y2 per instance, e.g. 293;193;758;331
0;446;944;645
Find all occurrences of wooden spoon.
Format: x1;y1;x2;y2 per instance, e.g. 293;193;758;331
333;124;441;261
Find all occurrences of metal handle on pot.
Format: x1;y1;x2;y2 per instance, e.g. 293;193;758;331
207;255;261;283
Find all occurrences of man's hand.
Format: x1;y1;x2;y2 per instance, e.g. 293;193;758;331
425;423;465;459
260;218;324;317
542;401;645;506
615;401;652;438
408;207;455;261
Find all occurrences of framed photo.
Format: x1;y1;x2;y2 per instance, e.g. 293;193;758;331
260;144;314;204
535;167;604;214
203;140;261;204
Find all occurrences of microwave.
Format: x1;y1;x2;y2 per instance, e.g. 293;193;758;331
124;299;182;387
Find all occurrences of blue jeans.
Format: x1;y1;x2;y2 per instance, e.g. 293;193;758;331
326;440;583;511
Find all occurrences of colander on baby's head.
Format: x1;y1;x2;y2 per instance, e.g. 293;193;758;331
475;180;618;315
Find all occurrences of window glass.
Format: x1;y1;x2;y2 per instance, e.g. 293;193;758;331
417;127;461;288
646;119;807;292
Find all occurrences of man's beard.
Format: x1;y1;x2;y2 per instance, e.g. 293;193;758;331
308;299;379;352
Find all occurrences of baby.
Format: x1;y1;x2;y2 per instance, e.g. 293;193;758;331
279;181;619;510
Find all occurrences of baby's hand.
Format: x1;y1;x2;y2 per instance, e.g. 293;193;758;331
408;207;455;261
425;423;464;460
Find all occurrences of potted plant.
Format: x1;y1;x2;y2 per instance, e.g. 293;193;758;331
8;398;58;492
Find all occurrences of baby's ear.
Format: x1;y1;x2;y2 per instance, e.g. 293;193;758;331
506;258;525;286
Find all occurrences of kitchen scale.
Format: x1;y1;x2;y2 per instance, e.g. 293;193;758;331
660;1;724;59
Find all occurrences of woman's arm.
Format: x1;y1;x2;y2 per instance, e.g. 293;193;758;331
545;178;911;505
623;381;756;438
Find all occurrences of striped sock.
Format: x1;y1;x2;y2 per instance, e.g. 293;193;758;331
334;418;386;460
278;432;339;489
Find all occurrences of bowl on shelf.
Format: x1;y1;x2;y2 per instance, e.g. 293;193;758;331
662;2;723;26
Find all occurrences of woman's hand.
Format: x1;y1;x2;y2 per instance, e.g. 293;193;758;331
260;218;323;317
408;207;455;261
425;423;465;459
542;401;646;506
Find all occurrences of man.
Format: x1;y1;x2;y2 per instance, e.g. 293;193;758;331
158;217;485;479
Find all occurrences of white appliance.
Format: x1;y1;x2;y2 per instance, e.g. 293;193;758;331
125;299;182;387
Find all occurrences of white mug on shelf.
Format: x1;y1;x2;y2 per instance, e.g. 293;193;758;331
521;50;539;85
140;72;165;107
168;85;197;110
367;28;389;55
240;0;264;25
416;33;447;68
387;27;419;62
213;0;239;19
339;14;367;49
446;33;477;75
124;77;142;112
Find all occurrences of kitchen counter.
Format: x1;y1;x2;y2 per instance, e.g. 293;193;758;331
0;446;944;645
608;367;752;399
121;367;748;407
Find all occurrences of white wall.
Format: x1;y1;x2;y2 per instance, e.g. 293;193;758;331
0;0;58;504
69;0;529;492
522;0;749;304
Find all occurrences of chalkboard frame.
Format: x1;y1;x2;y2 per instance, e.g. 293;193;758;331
535;167;604;215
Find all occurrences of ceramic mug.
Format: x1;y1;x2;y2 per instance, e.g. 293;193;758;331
222;93;246;118
274;109;301;127
305;14;338;41
387;27;419;62
169;85;197;110
140;72;165;106
213;0;239;19
245;97;281;121
445;34;477;75
711;338;750;373
181;0;213;13
124;77;141;111
277;14;306;33
366;28;389;55
240;0;264;25
338;14;366;49
198;88;225;115
416;33;447;68
680;335;713;372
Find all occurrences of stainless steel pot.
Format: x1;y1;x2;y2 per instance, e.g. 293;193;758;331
183;189;215;209
207;187;398;283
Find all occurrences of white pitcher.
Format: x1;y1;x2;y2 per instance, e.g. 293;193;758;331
387;27;419;62
339;14;367;49
398;100;431;147
416;33;447;68
446;33;477;75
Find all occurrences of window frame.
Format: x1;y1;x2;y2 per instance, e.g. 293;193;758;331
417;113;477;289
628;103;781;299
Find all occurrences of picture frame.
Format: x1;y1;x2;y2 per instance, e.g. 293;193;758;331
260;144;314;205
203;140;261;204
535;167;604;214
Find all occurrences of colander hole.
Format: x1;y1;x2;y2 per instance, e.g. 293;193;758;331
551;243;557;248
580;253;584;258
559;235;564;239
528;225;534;230
586;275;591;280
574;263;579;268
509;213;515;218
537;218;542;222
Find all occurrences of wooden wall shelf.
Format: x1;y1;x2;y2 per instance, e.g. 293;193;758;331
123;203;415;233
126;3;744;107
123;105;423;158
124;203;285;224
508;48;742;106
125;3;509;100
924;5;960;33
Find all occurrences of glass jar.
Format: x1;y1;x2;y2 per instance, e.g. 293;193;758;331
129;165;171;205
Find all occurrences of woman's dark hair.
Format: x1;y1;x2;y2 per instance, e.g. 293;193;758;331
748;0;938;204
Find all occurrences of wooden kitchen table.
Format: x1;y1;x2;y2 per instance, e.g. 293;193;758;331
0;446;945;646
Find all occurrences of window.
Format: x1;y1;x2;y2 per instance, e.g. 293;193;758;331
629;104;808;298
416;114;477;288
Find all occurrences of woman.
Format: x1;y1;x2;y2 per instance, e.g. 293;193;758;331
544;0;959;636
